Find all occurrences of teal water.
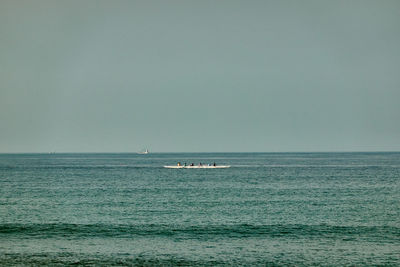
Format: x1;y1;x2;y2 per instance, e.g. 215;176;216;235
0;153;399;266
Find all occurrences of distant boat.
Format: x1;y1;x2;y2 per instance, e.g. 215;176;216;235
138;149;149;154
164;165;230;169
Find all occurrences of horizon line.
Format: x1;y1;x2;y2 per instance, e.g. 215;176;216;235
1;151;400;154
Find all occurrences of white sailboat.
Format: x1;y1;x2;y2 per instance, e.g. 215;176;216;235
138;149;149;154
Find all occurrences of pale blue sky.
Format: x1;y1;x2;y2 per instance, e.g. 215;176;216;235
1;0;399;152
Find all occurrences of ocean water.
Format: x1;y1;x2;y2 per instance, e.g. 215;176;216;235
0;152;399;266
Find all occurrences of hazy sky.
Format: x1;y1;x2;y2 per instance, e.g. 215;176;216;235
1;0;399;152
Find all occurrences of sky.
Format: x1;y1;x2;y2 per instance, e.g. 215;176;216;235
0;0;399;153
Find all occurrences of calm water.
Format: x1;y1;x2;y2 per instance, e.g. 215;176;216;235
0;152;399;266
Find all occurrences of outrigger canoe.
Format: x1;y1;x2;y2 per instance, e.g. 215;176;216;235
164;165;230;169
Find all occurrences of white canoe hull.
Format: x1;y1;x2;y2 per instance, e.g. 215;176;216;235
164;165;230;169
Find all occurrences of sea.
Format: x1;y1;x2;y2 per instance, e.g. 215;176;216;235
0;152;399;266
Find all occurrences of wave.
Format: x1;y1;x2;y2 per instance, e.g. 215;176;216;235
1;223;399;241
0;165;161;170
0;252;273;266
